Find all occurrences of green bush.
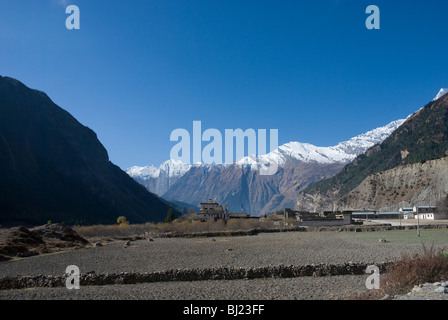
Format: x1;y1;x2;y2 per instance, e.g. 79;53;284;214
165;208;176;223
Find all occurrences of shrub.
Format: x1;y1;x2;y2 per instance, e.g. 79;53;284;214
116;216;130;225
352;243;448;300
165;208;176;223
381;243;448;296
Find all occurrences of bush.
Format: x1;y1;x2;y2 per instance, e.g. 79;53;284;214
117;216;130;225
381;243;448;296
165;209;176;223
352;243;448;300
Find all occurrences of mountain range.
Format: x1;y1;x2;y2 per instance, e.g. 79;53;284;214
129;88;448;216
2;74;445;224
0;76;178;225
127;118;407;215
2;74;445;225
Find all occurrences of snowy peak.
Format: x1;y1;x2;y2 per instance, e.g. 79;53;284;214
159;159;192;178
127;118;406;180
235;118;406;169
127;164;160;179
433;88;448;101
257;141;353;167
334;118;406;156
127;159;191;179
126;117;407;200
126;159;192;196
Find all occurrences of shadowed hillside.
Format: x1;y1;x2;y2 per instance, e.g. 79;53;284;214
0;76;177;225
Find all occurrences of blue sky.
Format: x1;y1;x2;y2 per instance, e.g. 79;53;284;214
1;0;447;169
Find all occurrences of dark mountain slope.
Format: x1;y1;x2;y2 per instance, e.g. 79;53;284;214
0;76;176;225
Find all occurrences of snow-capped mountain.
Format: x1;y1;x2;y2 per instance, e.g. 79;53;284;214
232;118;406;170
332;119;407;156
127;159;191;195
127;165;160;180
433;88;448;101
128;118;405;188
128;159;191;179
127;117;406;215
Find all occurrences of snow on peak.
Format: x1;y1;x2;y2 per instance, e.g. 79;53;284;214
433;88;448;101
334;118;406;156
159;159;192;177
128;118;406;177
126;159;191;179
233;118;406;170
126;165;160;179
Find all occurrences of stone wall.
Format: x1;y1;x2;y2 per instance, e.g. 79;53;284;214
157;223;448;238
0;262;391;290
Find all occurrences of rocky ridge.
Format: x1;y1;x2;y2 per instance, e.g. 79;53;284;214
336;156;448;211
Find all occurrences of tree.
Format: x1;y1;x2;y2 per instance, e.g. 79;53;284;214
165;208;176;223
117;216;129;225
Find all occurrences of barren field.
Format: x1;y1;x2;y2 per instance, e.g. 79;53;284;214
0;228;447;300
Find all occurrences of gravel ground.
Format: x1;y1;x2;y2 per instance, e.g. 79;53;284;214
0;229;446;300
0;275;369;300
0;231;437;277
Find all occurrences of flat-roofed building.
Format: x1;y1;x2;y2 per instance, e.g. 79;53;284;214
399;206;446;220
197;199;253;221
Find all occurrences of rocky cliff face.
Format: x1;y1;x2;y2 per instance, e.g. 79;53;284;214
336;156;448;212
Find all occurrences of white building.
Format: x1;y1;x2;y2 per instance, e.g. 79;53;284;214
400;207;415;219
400;206;439;220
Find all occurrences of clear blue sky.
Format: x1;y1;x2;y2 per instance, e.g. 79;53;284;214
1;0;447;169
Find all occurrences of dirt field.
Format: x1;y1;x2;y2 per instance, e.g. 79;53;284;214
0;228;447;300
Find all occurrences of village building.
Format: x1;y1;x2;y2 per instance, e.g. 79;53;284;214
400;206;446;220
296;210;353;226
399;207;415;219
281;208;353;227
351;211;403;220
197;199;228;221
197;199;252;221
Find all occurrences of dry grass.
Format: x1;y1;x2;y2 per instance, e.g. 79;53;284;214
150;217;279;234
353;242;448;299
72;223;154;241
72;217;281;241
380;243;448;296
